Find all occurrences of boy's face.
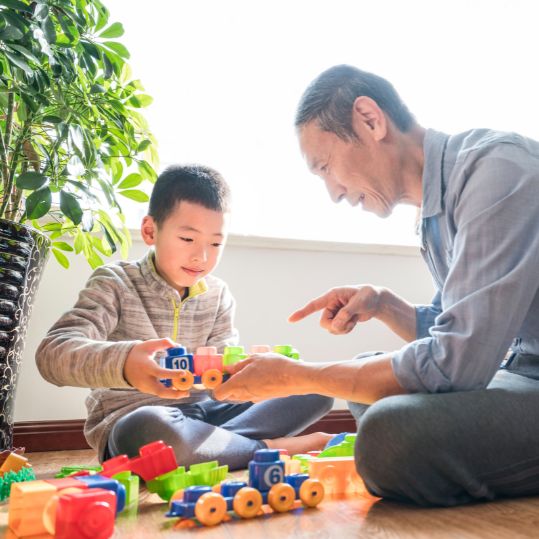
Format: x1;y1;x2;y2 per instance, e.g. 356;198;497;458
141;201;229;294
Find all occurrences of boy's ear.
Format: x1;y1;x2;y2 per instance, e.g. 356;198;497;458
141;215;157;246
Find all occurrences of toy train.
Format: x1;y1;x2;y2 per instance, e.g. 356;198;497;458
161;344;300;391
165;448;324;526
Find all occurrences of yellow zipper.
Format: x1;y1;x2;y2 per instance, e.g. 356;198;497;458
171;297;181;342
169;280;209;342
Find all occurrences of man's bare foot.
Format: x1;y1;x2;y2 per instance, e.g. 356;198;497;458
263;432;334;455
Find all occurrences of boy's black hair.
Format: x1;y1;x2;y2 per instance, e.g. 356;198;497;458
148;164;231;225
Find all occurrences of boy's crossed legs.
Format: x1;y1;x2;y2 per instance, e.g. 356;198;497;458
107;394;333;470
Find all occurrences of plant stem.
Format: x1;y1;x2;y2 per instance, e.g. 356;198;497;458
0;91;14;195
0;118;32;219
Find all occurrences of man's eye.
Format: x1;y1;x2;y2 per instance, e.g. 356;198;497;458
212;243;223;248
179;237;193;242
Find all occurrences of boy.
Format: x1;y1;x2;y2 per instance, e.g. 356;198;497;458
36;165;333;469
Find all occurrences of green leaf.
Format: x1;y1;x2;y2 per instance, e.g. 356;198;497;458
60;191;83;225
52;248;70;268
25;187;52;219
119;189;149;202
138;160;158;182
42;115;63;124
86;246;104;269
4;50;32;75
137;139;151;152
16;171;48;190
128;94;153;108
102;41;129;59
52;241;74;252
0;0;32;12
90;83;106;93
110;159;123;184
100;223;117;254
0;26;23;41
102;52;113;79
7;44;39;64
33;3;49;21
42;222;63;231
42;16;57;44
73;230;86;253
117;172;142;189
99;22;124;39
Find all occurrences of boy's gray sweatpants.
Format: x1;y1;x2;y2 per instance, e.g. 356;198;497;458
107;394;333;470
349;353;539;507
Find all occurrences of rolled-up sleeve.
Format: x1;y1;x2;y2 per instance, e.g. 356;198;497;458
415;292;442;339
392;144;539;393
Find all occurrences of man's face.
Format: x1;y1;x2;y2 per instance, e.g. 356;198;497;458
298;121;398;218
142;201;229;293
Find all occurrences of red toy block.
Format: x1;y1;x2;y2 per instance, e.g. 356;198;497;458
129;441;177;481
100;454;132;478
54;487;116;539
44;477;89;491
193;346;223;376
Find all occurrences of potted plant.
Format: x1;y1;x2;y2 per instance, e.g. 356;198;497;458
0;0;158;449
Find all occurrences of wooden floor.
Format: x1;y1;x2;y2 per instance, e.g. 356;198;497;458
2;450;539;538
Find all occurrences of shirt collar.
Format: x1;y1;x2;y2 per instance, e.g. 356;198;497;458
421;129;450;218
139;250;208;299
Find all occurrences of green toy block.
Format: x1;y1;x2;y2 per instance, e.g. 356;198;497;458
189;461;228;486
113;471;140;507
0;467;36;501
318;434;357;458
146;467;193;501
223;346;247;366
273;345;300;360
55;465;103;478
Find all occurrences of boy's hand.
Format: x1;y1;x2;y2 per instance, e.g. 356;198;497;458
123;338;191;399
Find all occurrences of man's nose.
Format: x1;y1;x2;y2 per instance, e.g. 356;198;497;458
325;179;346;204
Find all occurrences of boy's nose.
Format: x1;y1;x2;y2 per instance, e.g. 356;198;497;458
192;248;208;262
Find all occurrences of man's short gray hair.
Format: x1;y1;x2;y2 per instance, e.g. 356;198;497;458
295;65;416;140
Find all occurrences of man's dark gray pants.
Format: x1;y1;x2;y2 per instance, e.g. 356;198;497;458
349;354;539;506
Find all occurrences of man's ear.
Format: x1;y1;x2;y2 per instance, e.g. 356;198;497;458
351;96;387;142
141;215;157;246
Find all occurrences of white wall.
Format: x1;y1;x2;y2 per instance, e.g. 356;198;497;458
14;236;434;421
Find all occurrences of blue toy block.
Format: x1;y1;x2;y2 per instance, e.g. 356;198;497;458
166;485;236;518
161;346;193;387
75;474;126;513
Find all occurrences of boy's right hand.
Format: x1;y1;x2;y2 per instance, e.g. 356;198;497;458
123;338;191;399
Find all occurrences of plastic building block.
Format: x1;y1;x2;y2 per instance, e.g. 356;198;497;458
0;466;36;501
250;344;271;353
273;345;300;360
100;454;132;478
166;449;324;526
75;474;126;513
55;465;103;478
291;454;314;473
308;457;367;495
51;487;116;539
222;346;247;367
318;433;357;458
161;346;194;389
129;440;178;481
147;461;228;501
113;471;139;507
0;452;30;475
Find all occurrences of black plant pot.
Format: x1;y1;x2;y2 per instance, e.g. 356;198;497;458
0;219;50;450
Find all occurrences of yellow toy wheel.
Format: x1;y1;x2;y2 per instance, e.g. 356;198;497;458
267;483;295;513
233;487;263;519
299;479;324;507
173;370;194;391
43;487;84;534
202;369;223;389
194;492;227;526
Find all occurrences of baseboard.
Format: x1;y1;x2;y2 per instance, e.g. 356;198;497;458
13;409;357;453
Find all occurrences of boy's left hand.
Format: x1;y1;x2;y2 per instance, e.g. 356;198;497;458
213;353;305;402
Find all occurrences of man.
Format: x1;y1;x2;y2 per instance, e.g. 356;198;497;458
214;65;539;507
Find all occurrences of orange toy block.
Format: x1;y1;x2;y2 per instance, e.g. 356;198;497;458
1;452;30;475
8;480;57;537
308;457;368;496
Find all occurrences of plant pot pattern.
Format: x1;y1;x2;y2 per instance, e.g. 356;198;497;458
0;219;50;450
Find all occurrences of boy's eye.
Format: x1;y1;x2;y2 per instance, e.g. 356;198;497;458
179;237;193;242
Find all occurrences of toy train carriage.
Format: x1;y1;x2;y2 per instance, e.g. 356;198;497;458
162;344;300;391
165;449;324;527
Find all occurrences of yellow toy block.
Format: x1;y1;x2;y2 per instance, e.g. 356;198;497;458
8;480;57;537
1;453;30;475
